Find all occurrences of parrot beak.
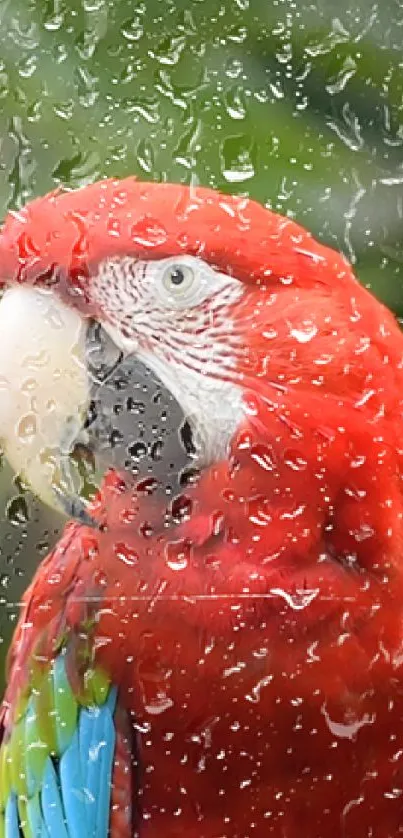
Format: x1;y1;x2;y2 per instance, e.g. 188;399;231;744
0;284;92;517
0;284;192;523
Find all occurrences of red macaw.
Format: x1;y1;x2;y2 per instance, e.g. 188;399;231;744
0;178;403;838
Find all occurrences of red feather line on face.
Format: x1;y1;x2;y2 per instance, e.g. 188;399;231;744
0;177;353;301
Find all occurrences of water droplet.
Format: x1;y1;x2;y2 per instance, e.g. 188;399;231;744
114;541;138;566
327;102;364;152
247;495;272;527
17;413;37;442
150;34;185;66
126;398;145;414
225;58;243;79
270;586;319;611
136;137;154;174
220;135;256;183
224;86;246;120
250;443;277;472
130;217;168;247
262;327;278;340
43;5;65;31
121;16;144;42
150;440;163;461
139;521;153;538
165;538;191;571
326;56;357;95
170;494;192;524
283;450;308;472
226;25;247;44
21;377;37;394
353;523;375;543
350;455;366;469
290;322;318;343
144;694;174;715
6;495;29;526
321;702;375;740
128;441;147;461
245;675;273;703
52;150;101;186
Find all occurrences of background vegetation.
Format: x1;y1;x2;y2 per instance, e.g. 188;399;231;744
0;0;403;695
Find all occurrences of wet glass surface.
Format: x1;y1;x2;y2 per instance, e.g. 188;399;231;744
0;2;403;835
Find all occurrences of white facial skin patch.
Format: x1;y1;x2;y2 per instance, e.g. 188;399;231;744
91;254;247;464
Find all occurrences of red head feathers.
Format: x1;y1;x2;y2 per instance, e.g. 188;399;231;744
0;177;355;291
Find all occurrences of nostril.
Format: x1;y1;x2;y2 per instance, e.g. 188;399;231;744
180;419;196;456
83;399;98;430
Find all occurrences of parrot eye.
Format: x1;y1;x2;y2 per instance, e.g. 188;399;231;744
161;261;196;298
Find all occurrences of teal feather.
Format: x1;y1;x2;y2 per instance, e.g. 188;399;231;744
94;693;117;838
26;793;46;838
79;706;106;836
42;757;69;838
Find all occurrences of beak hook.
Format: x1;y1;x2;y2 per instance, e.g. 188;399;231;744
54;422;100;528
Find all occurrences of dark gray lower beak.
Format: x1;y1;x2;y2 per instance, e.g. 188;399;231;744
54;323;192;525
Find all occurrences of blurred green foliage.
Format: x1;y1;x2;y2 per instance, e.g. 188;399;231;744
0;0;403;696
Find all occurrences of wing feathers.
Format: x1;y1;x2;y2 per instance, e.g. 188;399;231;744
1;654;131;838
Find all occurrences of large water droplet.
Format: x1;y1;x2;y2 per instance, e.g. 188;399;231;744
114;541;138;566
321;702;375;740
220;135;256;183
290;323;318;344
17;414;37;442
270;586;319;611
165;538;190;571
6;495;29;526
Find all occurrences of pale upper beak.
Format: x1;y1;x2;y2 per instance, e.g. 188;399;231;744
0;284;192;520
0;285;90;513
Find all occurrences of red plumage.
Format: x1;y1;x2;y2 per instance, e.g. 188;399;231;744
0;178;353;291
2;179;403;836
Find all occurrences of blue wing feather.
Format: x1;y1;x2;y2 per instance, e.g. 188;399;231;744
60;729;87;838
78;688;117;838
41;757;69;838
5;795;19;838
26;793;47;838
39;821;50;838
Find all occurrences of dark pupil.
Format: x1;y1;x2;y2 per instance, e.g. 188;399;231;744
170;267;185;286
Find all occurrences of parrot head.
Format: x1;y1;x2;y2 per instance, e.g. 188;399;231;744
0;177;402;591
